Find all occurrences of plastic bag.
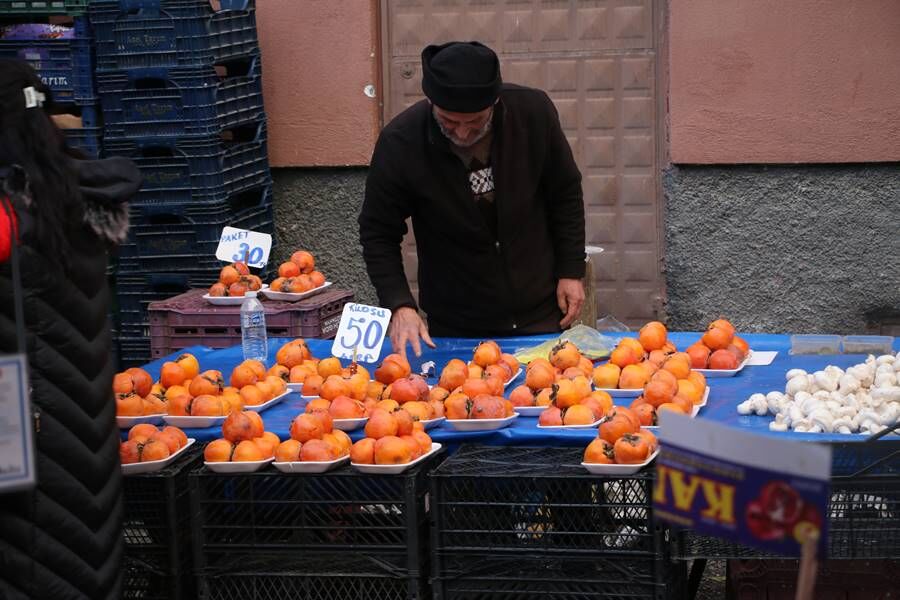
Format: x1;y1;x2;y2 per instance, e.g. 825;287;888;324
512;324;617;363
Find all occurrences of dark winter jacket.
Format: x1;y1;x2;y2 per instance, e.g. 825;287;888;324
359;84;585;335
0;157;140;599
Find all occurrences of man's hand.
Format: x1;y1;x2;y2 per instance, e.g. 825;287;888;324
389;306;436;359
557;278;586;328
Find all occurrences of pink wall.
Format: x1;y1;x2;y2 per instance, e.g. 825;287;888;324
256;0;379;167
669;0;900;164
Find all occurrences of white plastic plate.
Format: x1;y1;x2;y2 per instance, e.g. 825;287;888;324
261;282;332;303
512;405;547;417
593;386;643;398
351;442;442;475
164;414;227;428
122;438;196;475
272;455;349;474
420;416;446;430
332;416;368;431
204;457;274;473
444;415;518;432
582;449;659;475
695;352;752;378
117;413;166;429
243;390;291;413
286;382;304;393
537;418;604;430
203;285;269;305
504;368;522;388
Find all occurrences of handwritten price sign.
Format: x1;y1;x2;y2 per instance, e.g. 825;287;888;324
215;226;272;268
331;303;392;364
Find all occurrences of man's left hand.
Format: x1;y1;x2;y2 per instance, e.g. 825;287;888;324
557;278;585;328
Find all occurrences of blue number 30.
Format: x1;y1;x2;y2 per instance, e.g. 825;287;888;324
233;243;263;265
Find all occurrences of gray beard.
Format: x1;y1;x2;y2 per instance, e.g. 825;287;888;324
434;111;493;148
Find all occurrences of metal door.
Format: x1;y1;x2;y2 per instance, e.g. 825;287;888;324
380;0;665;327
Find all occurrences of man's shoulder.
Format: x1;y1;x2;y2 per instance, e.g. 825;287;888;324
498;83;553;110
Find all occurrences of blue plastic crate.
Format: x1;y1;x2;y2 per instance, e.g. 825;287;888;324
64;126;102;157
97;56;264;140
103;119;271;206
0;18;95;104
89;0;258;72
118;185;274;273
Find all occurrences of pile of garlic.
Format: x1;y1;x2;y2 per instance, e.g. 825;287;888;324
737;352;900;434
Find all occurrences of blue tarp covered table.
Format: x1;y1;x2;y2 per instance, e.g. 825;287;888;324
133;332;900;448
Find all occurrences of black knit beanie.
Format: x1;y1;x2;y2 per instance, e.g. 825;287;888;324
421;41;501;113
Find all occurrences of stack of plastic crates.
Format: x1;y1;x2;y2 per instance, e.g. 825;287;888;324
122;446;203;599
429;445;686;600
0;2;101;157
189;451;444;600
89;0;274;366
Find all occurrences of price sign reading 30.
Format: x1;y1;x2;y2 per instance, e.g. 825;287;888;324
331;303;392;364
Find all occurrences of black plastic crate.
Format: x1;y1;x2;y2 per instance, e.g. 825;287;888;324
197;553;429;600
432;554;681;600
0;18;95;105
116;269;219;336
118;334;151;367
118;185;273;273
103;120;270;206
189;455;444;586
97;55;264;141
89;0;258;72
676;474;900;560
431;445;660;556
122;447;202;598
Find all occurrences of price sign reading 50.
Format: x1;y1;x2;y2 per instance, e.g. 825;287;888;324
331;303;392;364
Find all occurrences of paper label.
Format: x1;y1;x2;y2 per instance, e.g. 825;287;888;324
331;303;392;364
215;226;272;268
0;354;35;493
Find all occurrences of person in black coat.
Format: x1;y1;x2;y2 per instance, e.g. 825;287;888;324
0;59;141;599
359;41;586;357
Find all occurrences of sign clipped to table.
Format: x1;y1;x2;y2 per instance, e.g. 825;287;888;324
331;303;392;364
0;354;35;494
654;411;831;558
215;226;272;268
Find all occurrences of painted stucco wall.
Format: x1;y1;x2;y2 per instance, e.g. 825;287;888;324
669;0;900;164
663;164;900;333
256;0;379;167
271;168;378;305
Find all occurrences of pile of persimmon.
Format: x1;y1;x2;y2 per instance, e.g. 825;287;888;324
443;392;515;420
627;358;708;425
208;261;264;297
270;250;327;294
349;407;434;465
686;318;750;370
583;408;658;465
262;406;347;463
120;424;189;464
592;321;677;390
507;341;611;425
114;366;168;417
204;411;286;463
154;354;286;418
272;338;323;386
291;355;374;401
430;342;518;405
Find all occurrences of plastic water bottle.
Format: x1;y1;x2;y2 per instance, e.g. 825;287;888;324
240;291;267;362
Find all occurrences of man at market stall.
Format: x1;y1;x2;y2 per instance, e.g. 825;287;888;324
359;41;586;357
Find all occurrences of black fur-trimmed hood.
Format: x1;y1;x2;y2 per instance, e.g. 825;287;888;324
75;157;141;244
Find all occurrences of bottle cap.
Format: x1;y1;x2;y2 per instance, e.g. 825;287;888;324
245;290;258;299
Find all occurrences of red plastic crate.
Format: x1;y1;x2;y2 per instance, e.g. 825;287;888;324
147;287;353;358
